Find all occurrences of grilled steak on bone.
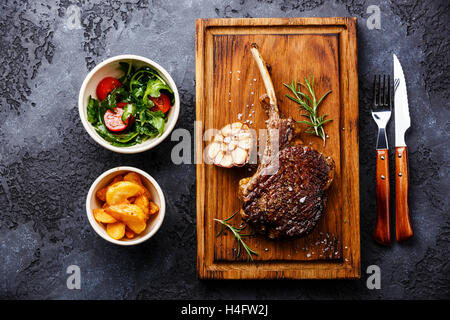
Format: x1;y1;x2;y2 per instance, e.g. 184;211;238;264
238;44;335;239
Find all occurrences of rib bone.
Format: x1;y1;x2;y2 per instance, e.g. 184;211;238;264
238;44;300;200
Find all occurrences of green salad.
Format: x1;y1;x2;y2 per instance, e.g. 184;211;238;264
87;62;174;147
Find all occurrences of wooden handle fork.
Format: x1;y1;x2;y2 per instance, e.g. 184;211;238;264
373;149;391;245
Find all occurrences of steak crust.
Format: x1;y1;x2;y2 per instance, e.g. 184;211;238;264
240;145;334;239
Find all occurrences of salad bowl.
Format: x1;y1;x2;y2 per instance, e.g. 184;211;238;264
78;54;180;154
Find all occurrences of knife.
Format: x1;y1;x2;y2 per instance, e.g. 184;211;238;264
393;54;414;242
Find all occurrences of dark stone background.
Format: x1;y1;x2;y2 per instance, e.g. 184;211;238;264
0;0;448;299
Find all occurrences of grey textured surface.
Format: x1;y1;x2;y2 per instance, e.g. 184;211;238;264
0;0;449;299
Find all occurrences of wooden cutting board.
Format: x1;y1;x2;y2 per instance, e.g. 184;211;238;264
195;17;360;279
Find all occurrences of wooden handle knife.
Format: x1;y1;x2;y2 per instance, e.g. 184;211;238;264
395;147;413;241
393;54;413;242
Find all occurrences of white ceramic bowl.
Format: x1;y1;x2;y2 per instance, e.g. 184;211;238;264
86;166;166;246
78;55;180;154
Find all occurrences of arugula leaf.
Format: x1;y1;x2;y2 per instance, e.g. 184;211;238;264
139;109;166;136
118;62;134;85
95;123;139;144
142;78;173;104
87;96;98;125
101;90;118;111
129;67;163;91
121;103;136;123
148;114;165;135
131;86;145;100
136;123;157;137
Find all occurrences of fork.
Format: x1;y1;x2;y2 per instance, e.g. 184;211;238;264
371;75;392;246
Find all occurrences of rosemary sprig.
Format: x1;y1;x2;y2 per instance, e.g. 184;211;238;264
214;211;258;261
283;77;332;146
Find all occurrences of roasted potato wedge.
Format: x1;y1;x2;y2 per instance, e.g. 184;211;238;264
106;221;126;240
110;175;123;185
135;194;150;217
105;204;147;234
149;201;159;215
96;175;123;202
124;172;151;198
106;181;145;205
93;208;117;223
123;172;142;185
96;187;107;202
125;227;135;239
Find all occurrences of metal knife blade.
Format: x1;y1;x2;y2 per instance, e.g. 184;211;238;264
393;54;410;147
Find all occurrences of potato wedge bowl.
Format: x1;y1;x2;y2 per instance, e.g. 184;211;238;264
86;167;165;245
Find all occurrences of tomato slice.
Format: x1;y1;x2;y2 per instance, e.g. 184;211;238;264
149;93;171;113
96;77;122;101
104;105;129;132
116;102;128;109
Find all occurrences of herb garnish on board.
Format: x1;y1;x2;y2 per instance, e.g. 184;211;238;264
283;77;332;146
87;62;174;147
215;211;258;261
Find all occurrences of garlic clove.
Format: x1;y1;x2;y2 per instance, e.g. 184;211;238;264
238;138;252;150
231;148;248;165
231;122;243;134
214;133;224;142
220;154;234;168
220;142;228;152
214;151;224;165
221;124;232;136
207;142;221;160
228;140;237;151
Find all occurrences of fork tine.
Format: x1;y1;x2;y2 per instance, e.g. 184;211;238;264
372;74;394;110
373;75;377;107
377;74;381;106
378;75;382;106
387;75;391;108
